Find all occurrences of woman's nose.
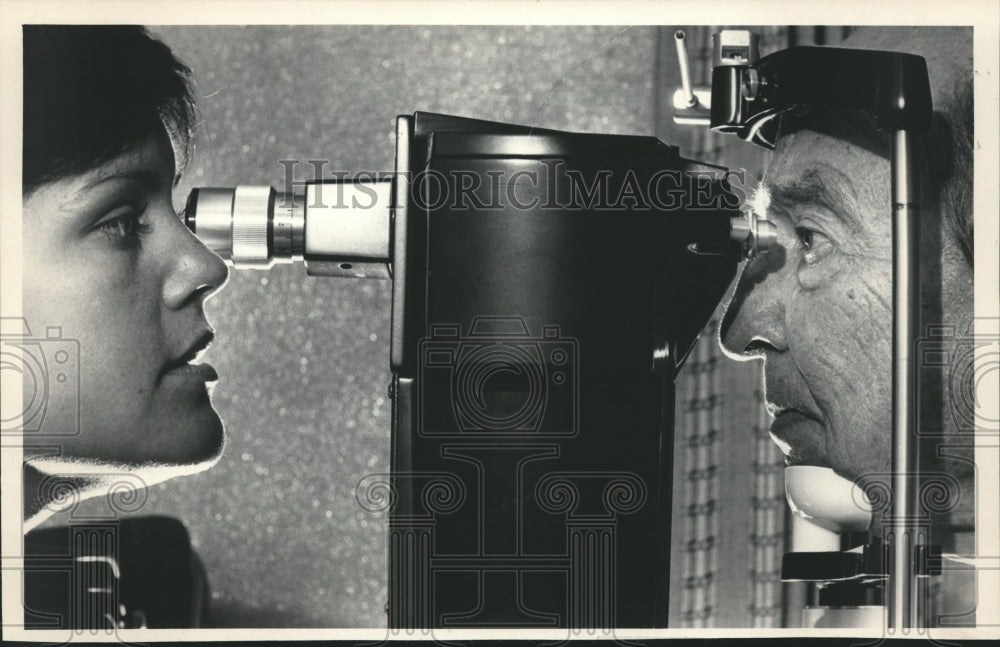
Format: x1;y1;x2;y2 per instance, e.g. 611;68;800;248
162;215;230;311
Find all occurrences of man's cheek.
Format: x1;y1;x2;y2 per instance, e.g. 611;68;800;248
790;265;893;466
786;266;892;402
797;253;891;347
796;254;845;289
840;257;893;353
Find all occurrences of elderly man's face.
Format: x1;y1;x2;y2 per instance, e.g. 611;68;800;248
720;110;896;485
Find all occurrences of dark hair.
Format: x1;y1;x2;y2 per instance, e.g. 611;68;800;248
23;25;196;195
839;27;974;268
925;76;974;266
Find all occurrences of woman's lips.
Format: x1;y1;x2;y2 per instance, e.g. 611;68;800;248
163;362;218;382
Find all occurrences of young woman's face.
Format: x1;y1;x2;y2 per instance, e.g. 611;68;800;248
22;133;230;470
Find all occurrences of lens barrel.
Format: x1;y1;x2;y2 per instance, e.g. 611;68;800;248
186;186;300;269
185;180;391;277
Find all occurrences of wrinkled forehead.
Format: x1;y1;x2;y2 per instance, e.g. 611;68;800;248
774;106;892;161
760;107;894;226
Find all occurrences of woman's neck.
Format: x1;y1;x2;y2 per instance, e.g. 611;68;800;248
23;463;94;533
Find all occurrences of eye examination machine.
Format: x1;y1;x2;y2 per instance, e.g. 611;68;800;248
184;29;939;630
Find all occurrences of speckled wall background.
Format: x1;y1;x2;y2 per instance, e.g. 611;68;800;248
49;25;666;628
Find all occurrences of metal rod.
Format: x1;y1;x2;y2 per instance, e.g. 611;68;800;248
888;129;922;631
674;30;697;107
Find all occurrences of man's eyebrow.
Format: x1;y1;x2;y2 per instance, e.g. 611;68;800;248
764;167;861;231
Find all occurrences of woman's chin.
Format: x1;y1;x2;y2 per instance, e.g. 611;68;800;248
31;406;227;479
158;408;227;470
134;391;228;468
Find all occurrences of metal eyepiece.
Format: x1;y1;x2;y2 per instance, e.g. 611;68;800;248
730;209;777;260
186;186;298;268
185;180;392;278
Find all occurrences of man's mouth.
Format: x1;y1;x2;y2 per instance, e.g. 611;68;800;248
768;409;830;468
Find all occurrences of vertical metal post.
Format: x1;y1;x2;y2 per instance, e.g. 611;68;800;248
888;129;922;631
674;31;697;107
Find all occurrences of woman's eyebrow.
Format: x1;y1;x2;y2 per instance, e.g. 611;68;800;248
54;169;167;215
764;167;861;232
81;169;164;192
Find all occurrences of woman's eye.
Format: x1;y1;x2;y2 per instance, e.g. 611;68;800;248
96;205;151;248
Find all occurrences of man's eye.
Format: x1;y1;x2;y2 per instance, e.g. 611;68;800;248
794;226;831;265
795;226;815;249
96;205;151;248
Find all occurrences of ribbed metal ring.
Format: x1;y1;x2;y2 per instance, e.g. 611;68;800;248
231;186;273;267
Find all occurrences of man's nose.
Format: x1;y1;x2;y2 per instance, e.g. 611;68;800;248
719;247;789;359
